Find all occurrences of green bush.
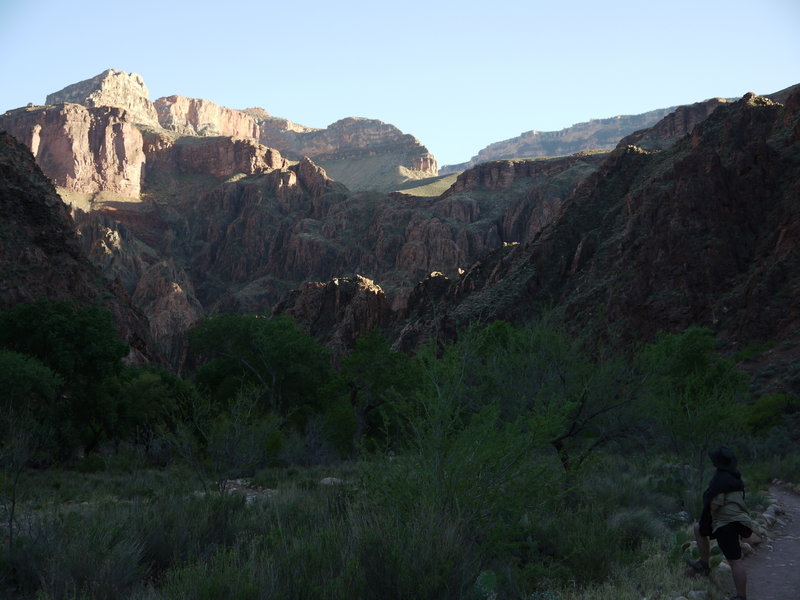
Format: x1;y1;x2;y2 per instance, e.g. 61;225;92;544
745;393;800;433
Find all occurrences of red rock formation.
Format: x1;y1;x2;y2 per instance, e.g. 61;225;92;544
441;153;604;197
152;95;439;189
142;130;288;179
0;104;145;197
131;259;203;370
623;98;729;150
256;115;438;189
155;95;260;139
46;69;160;128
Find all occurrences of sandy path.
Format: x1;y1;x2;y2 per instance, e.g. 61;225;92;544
744;487;800;600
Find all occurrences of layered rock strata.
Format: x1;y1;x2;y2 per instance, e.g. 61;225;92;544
0;104;145;197
46;69;160;127
155;95;260;138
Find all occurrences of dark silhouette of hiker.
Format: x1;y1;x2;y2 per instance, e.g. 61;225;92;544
688;447;755;600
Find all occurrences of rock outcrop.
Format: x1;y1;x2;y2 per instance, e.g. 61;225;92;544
73;207;202;369
155;95;260;139
272;275;392;356
46;69;160;128
9;68;438;201
0;104;145;198
142;130;288;179
9;67;794;371
622;98;730;150
152;96;438;191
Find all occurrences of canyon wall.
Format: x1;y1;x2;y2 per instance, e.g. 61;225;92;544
0;104;145;197
440;106;682;173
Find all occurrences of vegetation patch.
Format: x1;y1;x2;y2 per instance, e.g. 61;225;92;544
0;302;797;599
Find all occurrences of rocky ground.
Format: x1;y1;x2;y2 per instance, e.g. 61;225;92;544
742;485;800;600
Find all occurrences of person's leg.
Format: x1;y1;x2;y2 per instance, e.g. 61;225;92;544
694;522;711;563
716;524;747;599
688;522;711;574
728;558;747;598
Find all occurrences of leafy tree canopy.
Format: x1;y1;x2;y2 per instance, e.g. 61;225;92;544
0;349;62;412
0;300;129;454
637;326;749;462
0;299;128;382
189;313;332;416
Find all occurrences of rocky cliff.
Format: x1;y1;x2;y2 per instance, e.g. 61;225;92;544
155;95;260;139
272;275;392;356
6;68;795;378
0;103;145;198
46;69;160;128
3;69;438;202
142;129;288;179
263;117;437;168
155;97;439;191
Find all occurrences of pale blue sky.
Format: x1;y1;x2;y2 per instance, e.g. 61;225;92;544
1;0;798;165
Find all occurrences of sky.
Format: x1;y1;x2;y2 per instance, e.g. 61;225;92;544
1;0;798;166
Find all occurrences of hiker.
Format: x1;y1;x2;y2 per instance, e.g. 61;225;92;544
688;447;754;600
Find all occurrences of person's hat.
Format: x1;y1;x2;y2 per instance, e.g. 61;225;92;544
709;446;737;469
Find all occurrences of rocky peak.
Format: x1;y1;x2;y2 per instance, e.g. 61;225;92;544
142;130;289;179
394;90;800;379
257;116;438;190
441;154;602;198
620;97;730;150
300;118;436;167
272;275;391;356
45;69;159;128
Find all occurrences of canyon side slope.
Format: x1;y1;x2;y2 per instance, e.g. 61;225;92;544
393;89;800;394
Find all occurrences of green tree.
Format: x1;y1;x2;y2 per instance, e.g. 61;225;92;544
0;300;129;454
0;350;62;557
638;326;748;479
407;320;631;471
328;329;420;455
114;366;199;452
189;313;332;418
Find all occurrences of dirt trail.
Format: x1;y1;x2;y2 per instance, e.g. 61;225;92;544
745;487;800;600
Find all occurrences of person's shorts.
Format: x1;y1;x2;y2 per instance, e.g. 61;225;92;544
711;522;751;560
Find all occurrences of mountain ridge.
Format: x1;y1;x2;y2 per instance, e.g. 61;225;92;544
35;69;437;192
